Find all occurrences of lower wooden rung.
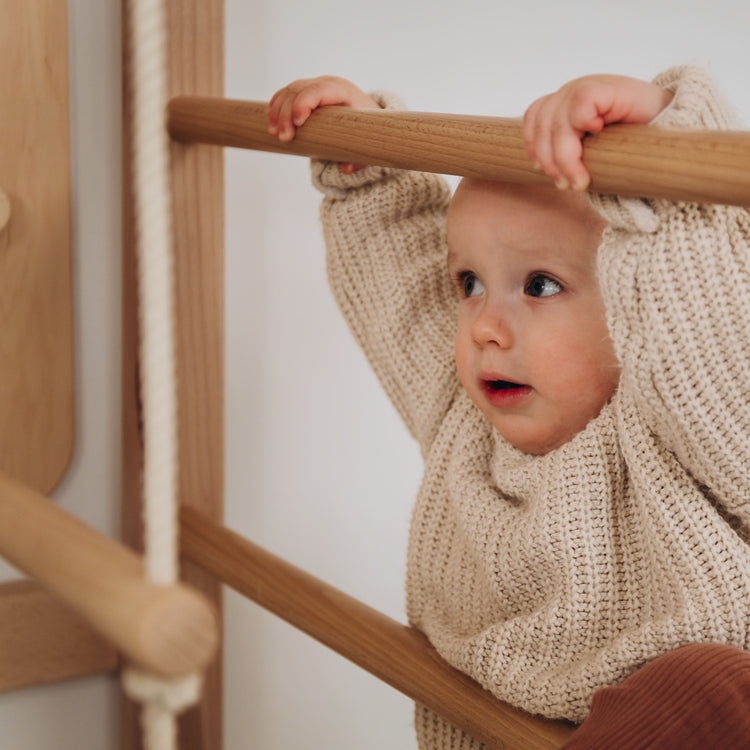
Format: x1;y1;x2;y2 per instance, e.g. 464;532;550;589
179;506;575;750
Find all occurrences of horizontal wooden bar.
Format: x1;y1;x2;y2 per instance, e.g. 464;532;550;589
0;580;118;693
0;470;218;677
168;95;750;207
179;506;575;750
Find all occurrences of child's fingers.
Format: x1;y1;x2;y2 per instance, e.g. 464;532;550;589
525;96;568;187
267;77;378;167
550;126;590;191
267;79;317;140
267;87;294;136
268;77;370;142
266;94;281;134
550;88;610;190
271;90;320;142
268;86;285;114
523;75;673;192
287;84;335;127
274;94;301;142
524;92;592;190
339;162;366;174
522;97;544;171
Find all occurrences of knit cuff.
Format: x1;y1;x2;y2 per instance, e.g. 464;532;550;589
650;64;735;131
310;90;406;199
589;65;733;233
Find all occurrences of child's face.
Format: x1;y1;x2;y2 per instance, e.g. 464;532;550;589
447;179;620;455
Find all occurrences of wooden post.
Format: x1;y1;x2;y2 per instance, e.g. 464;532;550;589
121;1;224;748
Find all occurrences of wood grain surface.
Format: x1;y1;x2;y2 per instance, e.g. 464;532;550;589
0;0;74;493
169;95;750;206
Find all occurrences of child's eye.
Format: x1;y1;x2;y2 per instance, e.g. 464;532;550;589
460;273;484;298
525;274;563;298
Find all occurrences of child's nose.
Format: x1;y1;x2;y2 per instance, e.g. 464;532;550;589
472;302;514;349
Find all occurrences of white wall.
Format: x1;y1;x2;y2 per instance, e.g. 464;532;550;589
2;0;749;748
224;1;750;748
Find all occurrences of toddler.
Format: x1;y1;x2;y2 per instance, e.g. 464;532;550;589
268;67;750;748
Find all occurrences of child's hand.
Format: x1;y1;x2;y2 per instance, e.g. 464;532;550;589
523;75;673;191
267;76;380;174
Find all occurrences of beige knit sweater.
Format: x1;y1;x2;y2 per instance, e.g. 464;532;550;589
312;66;750;746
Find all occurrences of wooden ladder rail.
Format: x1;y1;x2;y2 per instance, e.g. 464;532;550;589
168;95;750;206
179;507;575;750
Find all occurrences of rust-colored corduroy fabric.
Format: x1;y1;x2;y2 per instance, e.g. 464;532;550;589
563;644;750;749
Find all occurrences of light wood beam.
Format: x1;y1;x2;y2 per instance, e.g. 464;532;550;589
169;95;750;206
0;471;218;678
180;507;576;750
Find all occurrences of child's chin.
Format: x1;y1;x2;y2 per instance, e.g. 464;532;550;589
496;424;566;456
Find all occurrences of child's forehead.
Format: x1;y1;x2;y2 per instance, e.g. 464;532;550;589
447;179;604;261
449;178;596;220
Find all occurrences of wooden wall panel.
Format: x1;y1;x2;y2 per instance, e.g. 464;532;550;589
0;0;74;493
0;581;117;694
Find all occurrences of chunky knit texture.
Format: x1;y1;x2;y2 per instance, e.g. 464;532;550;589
313;67;750;746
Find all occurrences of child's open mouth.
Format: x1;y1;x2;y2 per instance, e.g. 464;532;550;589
481;378;532;407
486;380;525;391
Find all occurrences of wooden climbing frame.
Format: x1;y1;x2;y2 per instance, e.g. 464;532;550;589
2;2;750;749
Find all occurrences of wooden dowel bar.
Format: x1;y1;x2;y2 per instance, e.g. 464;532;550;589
0;470;219;677
179;506;575;750
168;95;750;206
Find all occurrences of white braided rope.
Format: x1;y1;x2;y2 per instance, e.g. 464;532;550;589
123;670;203;748
127;0;199;746
130;0;176;588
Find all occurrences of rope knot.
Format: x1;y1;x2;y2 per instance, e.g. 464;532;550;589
122;668;203;714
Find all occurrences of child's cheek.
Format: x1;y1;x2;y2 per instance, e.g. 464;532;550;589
454;335;472;392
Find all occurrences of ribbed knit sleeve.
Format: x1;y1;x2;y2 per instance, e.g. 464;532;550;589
593;66;750;529
314;98;458;453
